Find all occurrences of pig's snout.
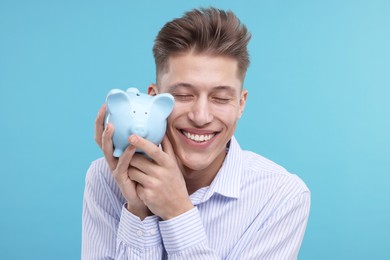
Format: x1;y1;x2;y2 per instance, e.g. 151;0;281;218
132;124;148;137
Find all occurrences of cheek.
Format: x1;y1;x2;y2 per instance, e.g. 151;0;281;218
166;109;185;132
214;104;241;122
167;107;180;123
167;103;189;121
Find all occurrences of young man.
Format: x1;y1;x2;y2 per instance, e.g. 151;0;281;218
82;7;310;259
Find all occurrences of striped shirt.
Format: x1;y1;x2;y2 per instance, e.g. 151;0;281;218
82;136;310;259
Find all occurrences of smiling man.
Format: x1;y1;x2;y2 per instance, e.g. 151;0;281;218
154;52;246;196
82;7;310;260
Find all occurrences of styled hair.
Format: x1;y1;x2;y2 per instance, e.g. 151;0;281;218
153;7;251;82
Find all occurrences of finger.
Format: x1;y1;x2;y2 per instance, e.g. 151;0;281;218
128;166;152;188
102;123;117;171
130;153;156;175
114;145;137;180
161;135;175;157
94;104;106;148
129;135;167;165
136;184;146;204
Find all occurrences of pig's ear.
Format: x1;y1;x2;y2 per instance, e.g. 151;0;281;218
106;89;130;113
151;94;174;118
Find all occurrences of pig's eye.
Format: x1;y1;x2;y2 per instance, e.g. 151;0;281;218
133;111;136;113
145;112;148;114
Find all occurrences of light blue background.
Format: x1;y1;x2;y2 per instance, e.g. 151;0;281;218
1;0;389;259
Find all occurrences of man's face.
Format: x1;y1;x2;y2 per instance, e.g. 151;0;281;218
151;52;247;173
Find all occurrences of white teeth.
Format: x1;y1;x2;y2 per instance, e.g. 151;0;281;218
183;131;215;142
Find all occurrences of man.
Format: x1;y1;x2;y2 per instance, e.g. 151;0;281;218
82;7;310;259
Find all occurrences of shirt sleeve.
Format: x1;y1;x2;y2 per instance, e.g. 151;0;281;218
159;207;220;259
82;161;164;259
116;205;163;259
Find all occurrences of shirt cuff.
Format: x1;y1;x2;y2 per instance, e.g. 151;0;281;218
159;207;207;254
117;204;161;249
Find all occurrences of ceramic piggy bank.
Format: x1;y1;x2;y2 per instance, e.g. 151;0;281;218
104;88;174;157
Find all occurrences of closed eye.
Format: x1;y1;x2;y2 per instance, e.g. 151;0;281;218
173;94;194;102
212;97;231;104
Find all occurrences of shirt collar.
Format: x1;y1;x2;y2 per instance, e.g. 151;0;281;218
202;136;243;201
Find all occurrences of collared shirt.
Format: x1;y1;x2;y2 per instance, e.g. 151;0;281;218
82;136;310;259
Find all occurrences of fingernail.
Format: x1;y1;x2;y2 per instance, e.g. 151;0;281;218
129;135;138;144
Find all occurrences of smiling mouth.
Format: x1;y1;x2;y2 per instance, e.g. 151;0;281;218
180;130;217;143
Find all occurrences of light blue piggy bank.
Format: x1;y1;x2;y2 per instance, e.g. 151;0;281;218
104;88;174;157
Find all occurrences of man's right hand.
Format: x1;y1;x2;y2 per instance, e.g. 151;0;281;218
94;104;151;220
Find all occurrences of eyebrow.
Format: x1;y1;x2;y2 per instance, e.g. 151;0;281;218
167;83;193;92
212;85;237;95
168;83;237;94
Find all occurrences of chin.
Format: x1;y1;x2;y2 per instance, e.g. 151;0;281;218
178;152;211;170
177;145;227;174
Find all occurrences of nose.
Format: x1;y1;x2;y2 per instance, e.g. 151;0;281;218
188;97;214;126
132;124;148;137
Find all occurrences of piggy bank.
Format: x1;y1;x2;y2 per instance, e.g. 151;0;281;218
104;87;174;157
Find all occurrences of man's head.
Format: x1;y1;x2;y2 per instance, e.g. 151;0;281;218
153;7;251;84
148;7;251;181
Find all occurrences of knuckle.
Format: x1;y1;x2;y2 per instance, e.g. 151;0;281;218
102;128;108;138
146;178;157;188
102;132;111;144
141;189;153;204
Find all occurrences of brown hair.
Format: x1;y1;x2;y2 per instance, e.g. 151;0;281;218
153;7;251;82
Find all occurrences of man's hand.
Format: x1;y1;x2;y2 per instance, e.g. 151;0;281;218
94;104;150;220
128;135;194;220
94;104;106;151
95;104;117;172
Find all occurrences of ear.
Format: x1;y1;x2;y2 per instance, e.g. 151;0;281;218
151;93;175;118
238;89;248;119
147;84;159;96
106;89;130;113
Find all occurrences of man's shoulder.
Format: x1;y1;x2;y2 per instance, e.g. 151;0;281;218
241;150;310;194
242;150;288;174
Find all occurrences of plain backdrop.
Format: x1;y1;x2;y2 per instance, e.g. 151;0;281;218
1;0;389;259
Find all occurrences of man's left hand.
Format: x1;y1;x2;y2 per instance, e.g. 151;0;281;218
128;135;194;220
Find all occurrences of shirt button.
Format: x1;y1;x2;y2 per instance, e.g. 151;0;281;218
136;230;143;237
149;229;156;235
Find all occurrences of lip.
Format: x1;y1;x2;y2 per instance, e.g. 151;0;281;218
178;128;219;148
